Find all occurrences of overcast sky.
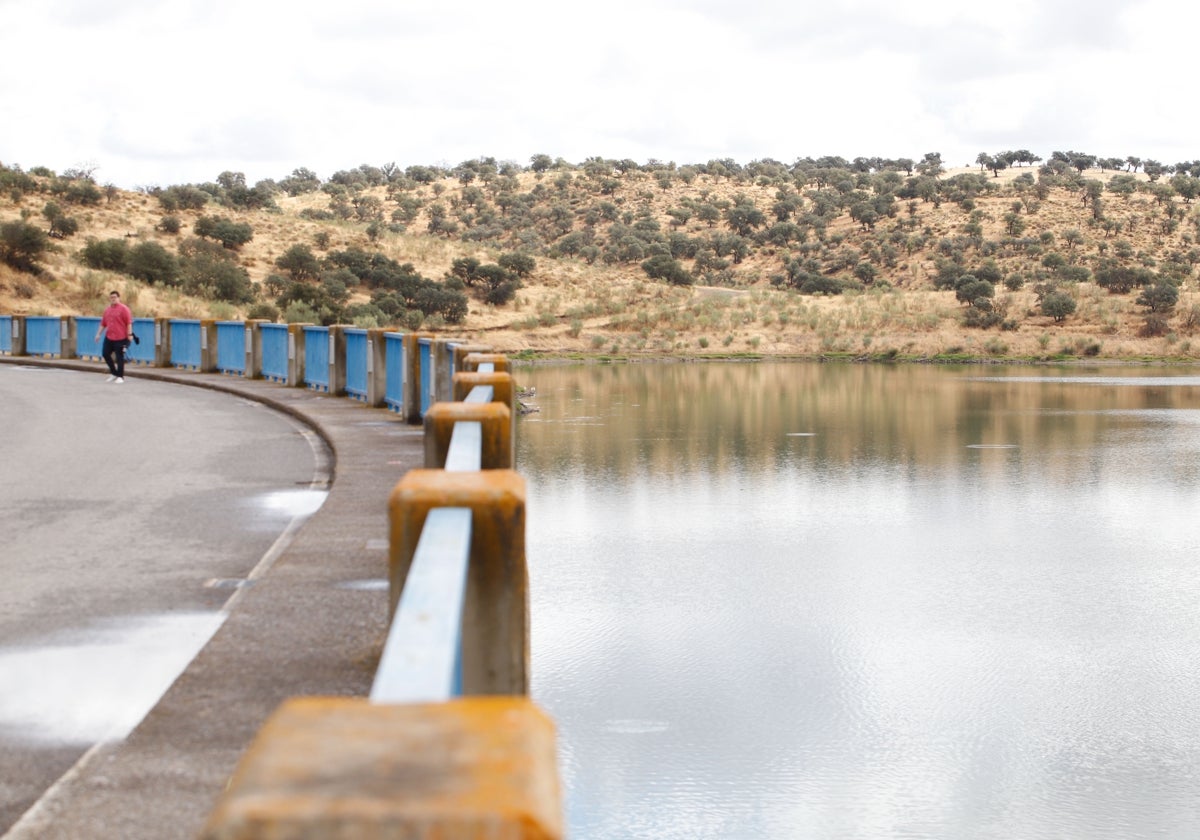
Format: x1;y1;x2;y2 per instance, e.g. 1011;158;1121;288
2;0;1197;189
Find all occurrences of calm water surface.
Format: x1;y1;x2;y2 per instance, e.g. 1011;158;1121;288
517;362;1200;840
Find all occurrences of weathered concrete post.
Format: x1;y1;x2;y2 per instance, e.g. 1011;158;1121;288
243;320;264;379
462;351;509;373
423;401;514;470
453;370;516;417
199;696;563;840
199;319;218;372
388;469;528;696
288;323;307;388
364;328;387;407
59;317;77;359
327;325;347;396
6;316;26;356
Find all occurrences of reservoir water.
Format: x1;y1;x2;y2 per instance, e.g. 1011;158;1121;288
517;362;1200;840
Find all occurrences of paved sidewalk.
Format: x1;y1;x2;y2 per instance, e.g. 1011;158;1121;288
0;356;426;839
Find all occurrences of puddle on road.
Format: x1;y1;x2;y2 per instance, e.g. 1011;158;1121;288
0;612;225;745
255;489;328;518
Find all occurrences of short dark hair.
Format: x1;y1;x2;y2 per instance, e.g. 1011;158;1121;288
109;290;120;297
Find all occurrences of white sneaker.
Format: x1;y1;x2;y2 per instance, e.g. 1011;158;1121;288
114;377;125;384
106;375;116;382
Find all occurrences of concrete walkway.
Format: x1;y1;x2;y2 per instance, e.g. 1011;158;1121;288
0;356;426;839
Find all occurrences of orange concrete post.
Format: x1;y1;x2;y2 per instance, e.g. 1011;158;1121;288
453;342;493;371
389;469;528;695
453;370;516;415
462;352;510;373
423;401;513;469
200;696;563;840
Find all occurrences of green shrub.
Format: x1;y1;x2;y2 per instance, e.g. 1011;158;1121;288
80;237;129;272
0;220;52;273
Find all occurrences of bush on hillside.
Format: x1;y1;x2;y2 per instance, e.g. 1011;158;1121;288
0;220;51;273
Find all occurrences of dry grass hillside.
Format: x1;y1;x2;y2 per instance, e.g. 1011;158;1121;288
3;158;1200;362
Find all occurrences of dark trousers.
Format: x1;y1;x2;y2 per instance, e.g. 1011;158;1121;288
102;338;126;378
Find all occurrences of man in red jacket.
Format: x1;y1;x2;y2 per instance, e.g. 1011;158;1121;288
94;290;133;383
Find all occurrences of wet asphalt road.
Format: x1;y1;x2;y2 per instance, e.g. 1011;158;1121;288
0;364;329;833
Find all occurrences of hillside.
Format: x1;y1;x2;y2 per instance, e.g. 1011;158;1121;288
2;156;1199;361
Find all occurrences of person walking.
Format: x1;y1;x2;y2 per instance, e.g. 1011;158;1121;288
94;290;133;383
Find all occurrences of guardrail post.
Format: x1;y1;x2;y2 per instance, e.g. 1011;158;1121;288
5;316;26;356
244;320;263;379
453;371;516;417
199;319;217;372
423;402;513;469
389;469;528;695
60;317;77;359
453;343;493;371
462;352;508;372
364;328;387;407
432;339;456;402
327;325;347;396
199;696;562;840
151;317;170;366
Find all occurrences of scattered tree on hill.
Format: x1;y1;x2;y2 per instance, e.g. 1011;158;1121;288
1041;289;1077;322
1136;281;1179;313
194;215;253;249
126;241;180;285
0;220;51;273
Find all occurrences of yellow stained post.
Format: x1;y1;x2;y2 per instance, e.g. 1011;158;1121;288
453;370;515;414
200;696;563;840
388;469;528;695
453;342;493;371
423;401;513;469
462;352;510;372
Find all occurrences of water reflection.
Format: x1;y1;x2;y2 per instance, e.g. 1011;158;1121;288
0;612;224;744
519;362;1200;840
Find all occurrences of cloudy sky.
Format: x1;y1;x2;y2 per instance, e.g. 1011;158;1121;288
2;0;1197;189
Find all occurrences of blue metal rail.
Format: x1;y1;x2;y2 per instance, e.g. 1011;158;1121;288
24;317;62;357
75;317;102;359
370;507;472;702
384;332;406;413
260;323;290;382
344;329;369;401
303;326;330;392
170;320;203;369
370;378;499;703
0;316;13;354
216;321;246;375
126;318;157;365
418;337;433;414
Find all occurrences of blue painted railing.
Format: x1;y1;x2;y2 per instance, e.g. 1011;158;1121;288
0;316;11;354
171;320;203;369
344;329;369;401
127;317;157;365
260;323;290;382
216;321;246;375
370;364;497;703
75;317;102;358
419;337;433;414
384;332;406;413
302;326;330;391
24;316;63;357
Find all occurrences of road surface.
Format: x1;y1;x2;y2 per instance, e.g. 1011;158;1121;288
0;364;329;833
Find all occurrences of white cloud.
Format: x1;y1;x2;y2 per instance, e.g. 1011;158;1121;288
1;0;1197;187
